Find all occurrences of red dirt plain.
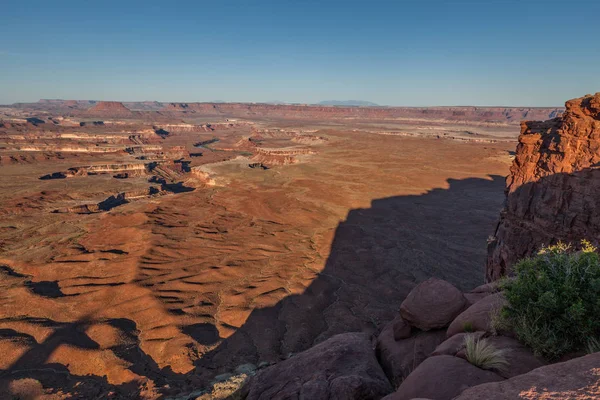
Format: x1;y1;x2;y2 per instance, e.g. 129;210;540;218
0;102;516;398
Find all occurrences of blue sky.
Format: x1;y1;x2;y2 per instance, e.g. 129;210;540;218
1;0;598;106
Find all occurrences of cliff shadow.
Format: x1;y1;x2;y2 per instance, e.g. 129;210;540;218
191;174;507;385
0;316;191;399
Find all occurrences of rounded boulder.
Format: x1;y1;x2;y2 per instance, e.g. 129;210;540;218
400;278;466;330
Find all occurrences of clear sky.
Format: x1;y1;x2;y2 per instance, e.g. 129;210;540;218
1;0;599;106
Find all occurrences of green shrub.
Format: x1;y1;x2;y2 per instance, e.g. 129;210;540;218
464;334;508;372
501;240;600;360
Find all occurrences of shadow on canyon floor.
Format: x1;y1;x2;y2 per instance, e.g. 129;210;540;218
192;175;507;380
0;175;508;399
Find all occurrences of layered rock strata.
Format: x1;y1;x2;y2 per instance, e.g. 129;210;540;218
487;93;600;280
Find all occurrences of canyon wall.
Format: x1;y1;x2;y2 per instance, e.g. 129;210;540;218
162;102;562;124
487;93;600;281
8;100;563;125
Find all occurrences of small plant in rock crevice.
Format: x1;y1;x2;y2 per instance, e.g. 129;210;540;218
464;334;509;372
462;321;474;332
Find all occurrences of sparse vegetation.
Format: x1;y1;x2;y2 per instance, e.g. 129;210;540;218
489;304;511;336
464;334;508;372
586;336;600;354
501;240;600;360
462;321;474;332
194;373;250;400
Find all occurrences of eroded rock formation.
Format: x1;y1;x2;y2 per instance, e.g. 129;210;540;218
487;93;600;281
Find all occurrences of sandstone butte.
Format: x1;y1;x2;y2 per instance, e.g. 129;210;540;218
86;101;134;117
487;92;600;280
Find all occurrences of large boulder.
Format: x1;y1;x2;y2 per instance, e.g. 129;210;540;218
376;321;446;386
446;292;506;337
382;355;503;400
455;352;600;399
400;278;466;331
485;336;546;378
240;332;392;400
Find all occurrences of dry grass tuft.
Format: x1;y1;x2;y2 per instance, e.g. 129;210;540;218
464;334;509;372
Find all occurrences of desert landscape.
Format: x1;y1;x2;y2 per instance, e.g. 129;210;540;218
3;92;600;400
3;2;600;398
0;99;544;398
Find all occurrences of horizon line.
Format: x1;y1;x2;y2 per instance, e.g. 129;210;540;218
4;99;566;109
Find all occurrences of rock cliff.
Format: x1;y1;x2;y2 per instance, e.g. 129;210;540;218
487;93;600;281
8;100;563;125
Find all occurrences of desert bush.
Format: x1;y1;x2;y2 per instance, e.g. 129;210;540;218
464;334;508;372
501;240;600;360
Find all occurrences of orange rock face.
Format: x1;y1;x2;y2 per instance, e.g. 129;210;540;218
487;93;600;281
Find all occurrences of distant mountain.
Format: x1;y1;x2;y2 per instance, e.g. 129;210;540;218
316;100;380;107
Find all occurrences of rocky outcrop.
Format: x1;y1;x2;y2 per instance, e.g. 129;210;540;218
53;188;161;214
240;332;393;400
455;352;600;400
12;145;124;153
374;276;556;400
154;122;252;133
487;93;600;280
234;274;596;400
374;279;506;396
40;163;148;180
